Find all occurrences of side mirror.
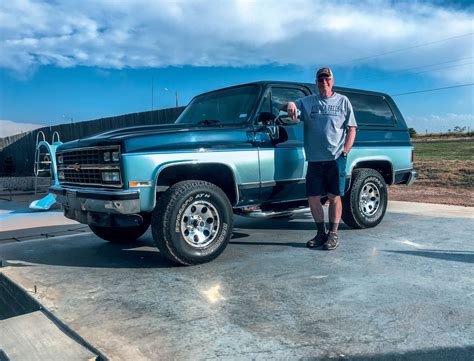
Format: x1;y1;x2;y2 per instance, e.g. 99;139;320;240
257;111;276;125
275;110;300;125
267;125;279;139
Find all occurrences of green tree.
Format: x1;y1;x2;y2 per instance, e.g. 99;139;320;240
408;127;417;138
453;126;467;133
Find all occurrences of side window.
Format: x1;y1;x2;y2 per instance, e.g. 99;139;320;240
343;92;395;126
258;87;307;123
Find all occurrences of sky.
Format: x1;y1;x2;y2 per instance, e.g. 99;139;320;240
0;0;473;137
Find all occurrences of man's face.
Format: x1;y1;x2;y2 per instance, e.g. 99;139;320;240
316;75;334;94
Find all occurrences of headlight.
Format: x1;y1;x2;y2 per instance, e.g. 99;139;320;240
58;171;65;180
112;151;120;162
103;152;111;162
57;155;63;164
102;172;120;182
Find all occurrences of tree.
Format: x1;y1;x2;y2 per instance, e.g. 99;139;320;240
453;126;466;133
408;127;417;138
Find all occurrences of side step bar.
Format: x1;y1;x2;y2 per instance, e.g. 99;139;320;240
234;207;310;218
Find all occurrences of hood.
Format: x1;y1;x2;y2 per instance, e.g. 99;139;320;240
57;123;253;153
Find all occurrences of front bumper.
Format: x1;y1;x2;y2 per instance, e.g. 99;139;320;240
50;185;143;227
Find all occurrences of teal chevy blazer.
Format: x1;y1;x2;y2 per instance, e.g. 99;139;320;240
51;81;417;265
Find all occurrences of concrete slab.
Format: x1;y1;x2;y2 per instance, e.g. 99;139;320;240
0;207;78;233
0;311;97;361
0;197;87;245
0;201;473;360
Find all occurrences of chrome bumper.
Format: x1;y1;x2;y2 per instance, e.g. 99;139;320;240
406;171;418;186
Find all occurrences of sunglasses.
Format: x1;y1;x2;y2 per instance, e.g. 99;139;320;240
317;77;332;83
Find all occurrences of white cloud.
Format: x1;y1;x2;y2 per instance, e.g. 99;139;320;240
0;120;42;137
0;0;473;80
406;113;474;133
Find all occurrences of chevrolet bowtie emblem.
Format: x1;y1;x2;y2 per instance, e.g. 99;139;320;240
71;163;81;172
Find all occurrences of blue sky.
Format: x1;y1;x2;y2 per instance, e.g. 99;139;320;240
0;0;473;137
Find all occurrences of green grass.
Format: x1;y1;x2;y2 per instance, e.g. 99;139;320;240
413;139;474;161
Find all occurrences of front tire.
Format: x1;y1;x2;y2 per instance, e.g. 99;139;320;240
342;168;388;229
152;180;233;266
90;213;151;243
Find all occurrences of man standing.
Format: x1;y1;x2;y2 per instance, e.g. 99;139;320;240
286;67;357;250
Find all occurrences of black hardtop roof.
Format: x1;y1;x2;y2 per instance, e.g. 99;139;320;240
197;80;392;99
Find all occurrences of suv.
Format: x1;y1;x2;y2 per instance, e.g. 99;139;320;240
51;81;416;265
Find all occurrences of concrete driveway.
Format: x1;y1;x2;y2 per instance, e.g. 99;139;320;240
0;201;473;360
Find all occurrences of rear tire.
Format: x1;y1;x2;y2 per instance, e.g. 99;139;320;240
90;213;151;243
342;168;388;229
152;180;233;266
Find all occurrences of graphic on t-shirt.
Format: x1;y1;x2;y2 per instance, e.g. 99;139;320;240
310;104;343;119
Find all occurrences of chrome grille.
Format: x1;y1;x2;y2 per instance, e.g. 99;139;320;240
56;145;123;188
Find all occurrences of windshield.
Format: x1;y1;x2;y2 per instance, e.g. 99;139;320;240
175;85;260;125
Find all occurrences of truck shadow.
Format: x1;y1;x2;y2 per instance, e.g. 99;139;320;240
1;234;177;269
383;249;474;264
234;214;352;231
1;230;281;269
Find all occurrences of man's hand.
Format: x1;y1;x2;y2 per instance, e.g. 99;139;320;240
343;126;357;154
287;102;298;120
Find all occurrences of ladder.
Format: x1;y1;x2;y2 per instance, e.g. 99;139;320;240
33;131;62;198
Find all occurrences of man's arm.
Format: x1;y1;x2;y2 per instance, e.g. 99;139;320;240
280;102;298;120
344;126;356;153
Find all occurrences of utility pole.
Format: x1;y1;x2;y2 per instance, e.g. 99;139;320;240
175;91;179;107
151;76;154;111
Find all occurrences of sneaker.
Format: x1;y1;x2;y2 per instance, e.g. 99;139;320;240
306;231;328;248
323;232;339;250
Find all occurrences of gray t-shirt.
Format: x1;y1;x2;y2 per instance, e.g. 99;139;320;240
295;92;357;162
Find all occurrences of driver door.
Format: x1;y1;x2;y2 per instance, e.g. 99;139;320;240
256;85;310;203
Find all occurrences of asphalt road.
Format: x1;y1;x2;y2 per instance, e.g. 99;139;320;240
0;201;473;360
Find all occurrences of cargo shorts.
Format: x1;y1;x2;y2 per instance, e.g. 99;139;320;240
306;156;347;197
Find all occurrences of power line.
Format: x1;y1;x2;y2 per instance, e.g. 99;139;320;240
391;83;474;96
334;32;474;66
341;57;474;84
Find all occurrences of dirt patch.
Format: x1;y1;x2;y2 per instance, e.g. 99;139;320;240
389;185;474;207
415;160;473;188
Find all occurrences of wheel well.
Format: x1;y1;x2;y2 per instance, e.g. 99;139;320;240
156;163;238;205
352;160;393;185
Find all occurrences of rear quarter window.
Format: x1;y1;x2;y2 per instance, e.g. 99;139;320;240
343;93;396;127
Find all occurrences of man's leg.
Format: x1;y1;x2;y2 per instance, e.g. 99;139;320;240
324;155;346;251
327;193;342;233
305;162;328;248
308;196;325;223
324;193;342;250
306;196;328;248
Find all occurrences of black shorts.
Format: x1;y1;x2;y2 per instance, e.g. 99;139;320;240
306;157;347;197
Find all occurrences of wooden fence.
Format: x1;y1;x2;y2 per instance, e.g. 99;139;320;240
0;107;185;176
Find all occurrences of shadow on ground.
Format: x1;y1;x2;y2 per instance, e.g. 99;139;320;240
313;345;474;361
384;249;474;264
0;231;260;269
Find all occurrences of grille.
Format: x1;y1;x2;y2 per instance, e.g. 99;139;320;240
57;146;123;188
61;148;102;165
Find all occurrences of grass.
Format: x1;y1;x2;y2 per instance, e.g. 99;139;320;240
410;136;473;188
413;138;474;161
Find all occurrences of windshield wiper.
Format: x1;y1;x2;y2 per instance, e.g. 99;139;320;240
197;119;221;126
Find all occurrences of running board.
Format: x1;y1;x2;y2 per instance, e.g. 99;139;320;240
234;207;310;218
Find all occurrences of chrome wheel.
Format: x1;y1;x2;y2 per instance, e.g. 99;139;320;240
180;200;220;248
359;182;380;216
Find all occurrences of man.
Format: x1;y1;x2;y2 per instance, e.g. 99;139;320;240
286;67;357;250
